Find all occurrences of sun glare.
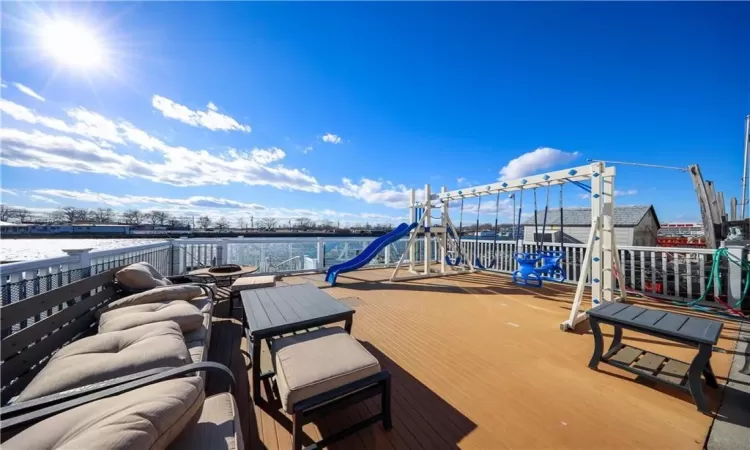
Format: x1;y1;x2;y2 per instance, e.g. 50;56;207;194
41;20;104;69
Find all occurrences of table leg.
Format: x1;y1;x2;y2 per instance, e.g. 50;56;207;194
252;337;262;405
688;344;712;414
588;317;605;369
344;317;353;334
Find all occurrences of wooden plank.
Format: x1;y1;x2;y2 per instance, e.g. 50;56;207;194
241;291;273;332
220;268;737;450
633;353;666;374
256;289;286;327
0;268;119;330
1;287;115;357
1;310;97;387
610;346;643;366
265;287;301;324
657;359;690;385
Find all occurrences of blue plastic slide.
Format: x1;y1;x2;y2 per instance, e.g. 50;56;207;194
325;222;418;286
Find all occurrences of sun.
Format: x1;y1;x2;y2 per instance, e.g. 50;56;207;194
41;20;105;69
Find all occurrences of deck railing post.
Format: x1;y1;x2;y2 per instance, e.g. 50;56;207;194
384;244;391;266
62;248;93;279
726;243;747;310
316;237;324;271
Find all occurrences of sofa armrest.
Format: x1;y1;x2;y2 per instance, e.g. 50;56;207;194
1;362;235;436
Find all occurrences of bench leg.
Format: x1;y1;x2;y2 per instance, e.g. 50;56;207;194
688;344;713;414
703;359;718;388
588;318;605;369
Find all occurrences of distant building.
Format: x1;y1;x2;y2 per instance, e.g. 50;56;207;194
523;205;660;247
0;223;134;235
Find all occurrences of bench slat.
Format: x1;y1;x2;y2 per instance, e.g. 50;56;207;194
678;317;722;343
612;305;648;321
657;359;689;385
651;314;690;334
633;353;665;374
632;309;668;327
610;346;642;365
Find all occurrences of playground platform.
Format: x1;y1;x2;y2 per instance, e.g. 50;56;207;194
204;268;747;449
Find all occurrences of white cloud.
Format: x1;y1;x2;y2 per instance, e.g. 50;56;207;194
499;147;581;180
13;83;45;102
457;177;466;185
303;146;313;154
32;189;405;225
66;108;125;145
151;95;251;132
0;98;424;210
247;147;285;165
615;189;638;196
321;133;342;144
1;100;72;133
1;188;19;196
29;194;59;204
330;178;419;208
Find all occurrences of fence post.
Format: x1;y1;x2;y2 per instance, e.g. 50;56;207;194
726;243;747;310
62;248;93;307
63;248;93;277
316;238;325;271
385;244;391;266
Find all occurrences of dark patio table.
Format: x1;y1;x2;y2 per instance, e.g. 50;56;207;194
240;283;355;405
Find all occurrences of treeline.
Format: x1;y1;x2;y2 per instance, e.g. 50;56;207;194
0;204;396;232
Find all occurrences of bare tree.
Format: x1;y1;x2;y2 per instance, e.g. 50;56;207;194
167;217;185;229
146;211;169;226
236;217;247;230
60;206;88;223
319;219;333;231
90;208;114;223
198;216;212;229
46;210;66;224
11;208;31;222
258;217;277;230
0;204;12;221
216;217;230;230
122;209;145;225
294;217;314;230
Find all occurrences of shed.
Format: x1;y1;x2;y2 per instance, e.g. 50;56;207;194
523;205;660;247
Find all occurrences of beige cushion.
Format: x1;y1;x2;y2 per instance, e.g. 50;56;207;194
230;275;276;292
102;284;205;316
272;327;381;413
5;377;205;450
99;300;204;333
189;296;214;315
116;262;173;290
17;321;191;402
185;313;211;364
168;393;244;450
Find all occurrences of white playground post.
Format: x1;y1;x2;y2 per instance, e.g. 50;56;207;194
391;162;623;330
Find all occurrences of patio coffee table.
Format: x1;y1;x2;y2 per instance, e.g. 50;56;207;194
240;283;355;405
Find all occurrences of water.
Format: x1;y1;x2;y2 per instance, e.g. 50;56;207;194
0;239;167;262
0;238;410;268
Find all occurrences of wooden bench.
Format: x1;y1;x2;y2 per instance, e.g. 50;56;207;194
587;302;722;414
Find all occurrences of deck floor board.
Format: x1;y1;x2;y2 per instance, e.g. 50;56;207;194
205;269;739;449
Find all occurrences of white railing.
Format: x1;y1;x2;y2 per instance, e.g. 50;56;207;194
1;236;727;309
459;239;722;301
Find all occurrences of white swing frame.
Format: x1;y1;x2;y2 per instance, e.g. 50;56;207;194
389;162;627;331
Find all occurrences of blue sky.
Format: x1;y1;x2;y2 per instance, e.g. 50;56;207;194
1;1;749;226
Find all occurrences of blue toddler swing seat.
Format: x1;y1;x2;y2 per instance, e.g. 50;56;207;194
511;183;567;288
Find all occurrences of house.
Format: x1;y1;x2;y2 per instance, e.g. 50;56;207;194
523;205;660;247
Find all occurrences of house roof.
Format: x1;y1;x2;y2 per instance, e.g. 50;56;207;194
523;205;659;228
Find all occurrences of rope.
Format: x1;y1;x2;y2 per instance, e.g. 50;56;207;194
626;247;749;319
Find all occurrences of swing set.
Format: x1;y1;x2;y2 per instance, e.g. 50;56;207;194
390;162;625;331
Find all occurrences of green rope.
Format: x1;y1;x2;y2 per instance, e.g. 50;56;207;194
675;247;749;310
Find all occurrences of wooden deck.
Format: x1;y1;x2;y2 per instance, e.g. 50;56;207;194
204;268;742;449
